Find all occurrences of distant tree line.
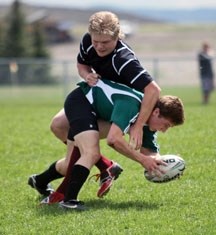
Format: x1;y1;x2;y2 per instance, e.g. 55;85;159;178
0;0;53;85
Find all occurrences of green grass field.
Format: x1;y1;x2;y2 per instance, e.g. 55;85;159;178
0;86;216;235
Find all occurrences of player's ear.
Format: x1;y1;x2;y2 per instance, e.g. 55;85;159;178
152;108;160;117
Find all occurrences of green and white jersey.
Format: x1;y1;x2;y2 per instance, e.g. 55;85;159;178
78;79;143;134
78;79;159;152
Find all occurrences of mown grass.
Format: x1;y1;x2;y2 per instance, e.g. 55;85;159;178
0;86;216;235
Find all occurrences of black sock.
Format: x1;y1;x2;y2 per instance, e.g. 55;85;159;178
64;164;90;201
35;161;63;188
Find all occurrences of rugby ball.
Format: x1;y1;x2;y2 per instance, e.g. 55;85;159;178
144;154;185;183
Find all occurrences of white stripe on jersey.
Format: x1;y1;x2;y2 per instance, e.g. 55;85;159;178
113;41;147;83
112;54;118;74
119;58;134;74
124;113;139;134
130;70;147;84
87;45;93;53
86;89;93;104
119;40;135;54
86;80;142;105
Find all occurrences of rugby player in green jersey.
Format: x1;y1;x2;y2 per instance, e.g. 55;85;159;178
42;79;184;210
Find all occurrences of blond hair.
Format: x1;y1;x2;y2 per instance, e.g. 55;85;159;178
88;11;124;39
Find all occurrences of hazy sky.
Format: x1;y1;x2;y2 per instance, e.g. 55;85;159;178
1;0;216;10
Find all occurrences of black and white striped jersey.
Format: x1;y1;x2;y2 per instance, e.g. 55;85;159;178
77;33;153;92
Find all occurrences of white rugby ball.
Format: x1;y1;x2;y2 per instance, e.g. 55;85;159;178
144;154;185;183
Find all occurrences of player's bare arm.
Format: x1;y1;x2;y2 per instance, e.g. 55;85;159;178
129;81;161;150
107;123;164;173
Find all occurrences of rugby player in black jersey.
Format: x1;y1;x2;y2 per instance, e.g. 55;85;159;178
28;11;161;201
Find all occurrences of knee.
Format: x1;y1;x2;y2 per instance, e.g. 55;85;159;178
81;149;101;166
86;149;100;161
50;111;69;135
107;134;118;147
50;115;60;133
55;158;68;176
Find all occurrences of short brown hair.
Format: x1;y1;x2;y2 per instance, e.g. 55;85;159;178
155;95;185;126
88;11;124;39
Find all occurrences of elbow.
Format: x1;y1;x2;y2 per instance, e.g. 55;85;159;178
107;134;119;148
145;81;161;98
152;81;161;97
156;84;161;95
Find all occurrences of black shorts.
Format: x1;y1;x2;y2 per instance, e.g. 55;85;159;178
64;87;99;140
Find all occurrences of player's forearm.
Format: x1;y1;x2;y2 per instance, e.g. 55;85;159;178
77;62;92;80
107;137;144;164
107;134;162;171
136;81;161;127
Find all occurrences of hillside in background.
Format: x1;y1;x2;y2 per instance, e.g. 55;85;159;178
134;8;216;23
0;3;159;24
1;3;216;24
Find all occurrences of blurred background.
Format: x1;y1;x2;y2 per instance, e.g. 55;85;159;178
0;0;215;97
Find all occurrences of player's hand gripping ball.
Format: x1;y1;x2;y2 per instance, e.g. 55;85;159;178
144;154;186;183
